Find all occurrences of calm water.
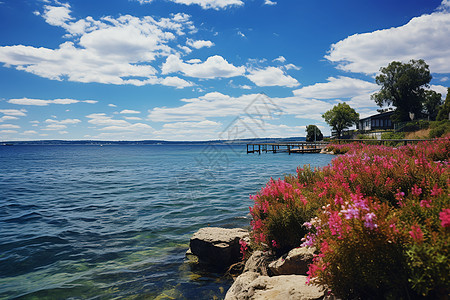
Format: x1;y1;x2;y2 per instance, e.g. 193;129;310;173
0;144;333;299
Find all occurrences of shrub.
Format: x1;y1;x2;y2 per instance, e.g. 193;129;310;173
429;120;450;138
248;138;450;298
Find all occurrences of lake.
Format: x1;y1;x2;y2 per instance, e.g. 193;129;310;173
0;144;333;299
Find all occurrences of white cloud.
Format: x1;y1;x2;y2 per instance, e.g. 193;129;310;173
0;116;18;122
237;31;246;38
108;104;117;107
124;116;142;120
22;130;38;135
247;67;299;87
147;91;332;124
429;84;448;99
186;39;214;49
42;124;67;131
8;98;97;106
264;0;277;6
160;76;194;88
0;109;27;116
45;118;81;124
137;0;244;10
0;124;20;129
0;130;18;134
273;56;286;63
120;109;141;114
162;120;220;129
86;113;154;136
0;7;197;87
293;76;378;99
86;113;130;126
326;11;450;74
284;63;300;71
162;55;245;79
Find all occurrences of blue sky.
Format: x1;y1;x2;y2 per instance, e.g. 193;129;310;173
0;0;449;141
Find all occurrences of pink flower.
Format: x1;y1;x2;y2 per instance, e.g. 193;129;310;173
439;208;450;228
411;185;422;196
419;199;431;208
431;184;443;196
363;212;378;229
272;239;279;248
409;225;424;243
239;240;248;260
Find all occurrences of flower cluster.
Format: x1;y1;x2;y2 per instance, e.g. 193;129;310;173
248;137;450;298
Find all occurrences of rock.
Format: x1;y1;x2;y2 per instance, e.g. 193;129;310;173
243;250;273;276
269;247;315;276
225;274;326;300
225;271;260;300
189;227;249;268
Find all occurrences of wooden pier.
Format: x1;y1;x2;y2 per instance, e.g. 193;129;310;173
246;142;329;155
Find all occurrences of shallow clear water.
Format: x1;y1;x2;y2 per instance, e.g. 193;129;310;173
0;144;333;299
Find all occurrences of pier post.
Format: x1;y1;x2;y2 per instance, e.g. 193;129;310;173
288;145;291;155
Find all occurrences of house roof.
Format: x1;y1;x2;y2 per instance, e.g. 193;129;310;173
359;111;394;122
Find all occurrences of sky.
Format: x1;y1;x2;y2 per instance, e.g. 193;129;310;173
0;0;449;141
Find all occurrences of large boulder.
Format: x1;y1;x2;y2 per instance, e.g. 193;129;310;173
243;250;273;276
225;274;326;300
269;247;315;276
189;227;249;268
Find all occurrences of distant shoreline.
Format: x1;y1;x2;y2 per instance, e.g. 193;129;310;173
1;137;308;146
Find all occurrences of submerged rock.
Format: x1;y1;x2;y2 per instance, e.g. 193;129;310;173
225;274;326;300
269;247;315;276
188;227;249;268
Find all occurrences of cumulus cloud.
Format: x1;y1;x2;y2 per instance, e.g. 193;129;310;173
186;39;214;49
162;55;245;79
8;98;97;106
160;76;194;88
120;109;141;114
137;0;244;10
45;118;81;124
326;10;450;74
148;91;330;123
42;124;68;131
0;124;20;129
0;6;197;87
273;56;286;63
0;109;27;116
247;67;300;87
264;0;277;6
86;113;153;134
0;116;19;122
293;76;378;99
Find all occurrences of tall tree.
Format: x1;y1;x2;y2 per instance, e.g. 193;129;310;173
322;103;359;138
305;125;323;142
436;88;450;121
423;90;442;121
371;59;432;123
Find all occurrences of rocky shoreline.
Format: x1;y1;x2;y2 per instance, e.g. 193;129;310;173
187;227;332;300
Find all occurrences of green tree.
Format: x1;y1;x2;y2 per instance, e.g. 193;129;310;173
305;125;323;142
436;88;450;121
322;103;359;138
423;90;443;121
371;59;432;122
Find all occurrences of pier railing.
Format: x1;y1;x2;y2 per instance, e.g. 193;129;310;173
246;141;329;154
246;139;438;154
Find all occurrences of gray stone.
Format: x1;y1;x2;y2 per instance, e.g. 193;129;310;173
269;247;315;276
189;227;249;268
243;250;273;276
225;274;326;300
225;271;260;300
